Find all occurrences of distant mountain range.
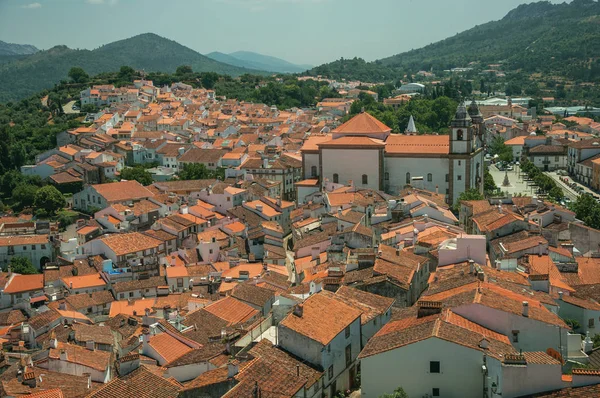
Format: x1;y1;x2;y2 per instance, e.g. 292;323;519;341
207;51;312;74
0;40;39;56
0;33;265;103
305;0;600;82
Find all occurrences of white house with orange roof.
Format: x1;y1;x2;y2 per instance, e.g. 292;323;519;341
301;101;485;205
278;291;362;397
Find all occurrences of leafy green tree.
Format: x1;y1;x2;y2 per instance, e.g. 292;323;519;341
34;185;66;215
380;387;409;398
200;72;220;89
5;256;39;275
484;167;497;194
120;166;153;186
68;67;89;84
176;65;193;75
489;136;514;162
82;104;98;113
454;188;484;211
571;194;600;229
118;65;136;82
548;186;564;202
178;163;212;180
12;183;39;210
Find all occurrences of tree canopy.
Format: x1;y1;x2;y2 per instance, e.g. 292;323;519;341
5;256;39;275
68;67;89;84
120;166;153;186
34;185;66;216
571;194;600;229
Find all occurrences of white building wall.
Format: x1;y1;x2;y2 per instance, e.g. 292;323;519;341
498;362;564;398
453;304;568;356
46;358;109;383
385;157;448;196
558;300;600;337
360;337;485;398
321;148;380;190
304;153;320;179
452;159;467;204
165;362;214;382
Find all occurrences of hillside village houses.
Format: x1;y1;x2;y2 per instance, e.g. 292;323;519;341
2;77;600;397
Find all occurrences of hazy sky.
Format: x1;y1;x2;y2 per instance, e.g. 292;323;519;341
0;0;564;66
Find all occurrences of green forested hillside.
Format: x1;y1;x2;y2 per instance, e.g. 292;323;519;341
0;40;38;56
304;0;600;82
0;33;265;103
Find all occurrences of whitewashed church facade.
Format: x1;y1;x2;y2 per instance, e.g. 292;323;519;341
301;101;485;205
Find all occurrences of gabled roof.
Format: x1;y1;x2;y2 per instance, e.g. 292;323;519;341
87;366;180;398
279;290;361;345
333;112;391;135
91;180;154;203
204;296;259;325
359;309;516;360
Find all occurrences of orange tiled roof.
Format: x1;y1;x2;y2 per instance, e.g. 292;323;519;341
61;273;106;290
4;274;44;294
385;134;449;155
333;112;391;135
148;332;193;364
280;291;361;345
204;296;259;325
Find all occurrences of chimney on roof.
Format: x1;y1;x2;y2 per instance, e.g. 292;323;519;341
436;185;439;195
311;247;320;262
522;301;529;317
227;362;239;378
22;370;36;388
558;291;564;301
86;340;95;351
498;204;503;214
583;331;594;354
59;349;68;361
417;300;442;318
396;248;400;257
293;304;303;318
469;259;475;274
59;302;66;311
538;241;544;257
252;381;261;398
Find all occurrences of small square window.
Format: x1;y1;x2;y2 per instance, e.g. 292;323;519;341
512;330;519;343
430;361;440;373
589;318;595;328
129;292;134;298
432;388;440;397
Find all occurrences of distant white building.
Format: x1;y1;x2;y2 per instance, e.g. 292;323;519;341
397;82;425;94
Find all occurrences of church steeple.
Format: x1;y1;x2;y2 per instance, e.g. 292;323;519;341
451;101;471;128
467;99;483;124
450;102;473;155
405;115;418;134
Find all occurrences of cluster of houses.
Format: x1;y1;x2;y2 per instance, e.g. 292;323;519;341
1;79;600;397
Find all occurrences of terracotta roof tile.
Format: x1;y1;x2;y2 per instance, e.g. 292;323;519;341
204;296;259;325
333;112;391;135
279;290;361;345
148;332;193;364
87;366;180;398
